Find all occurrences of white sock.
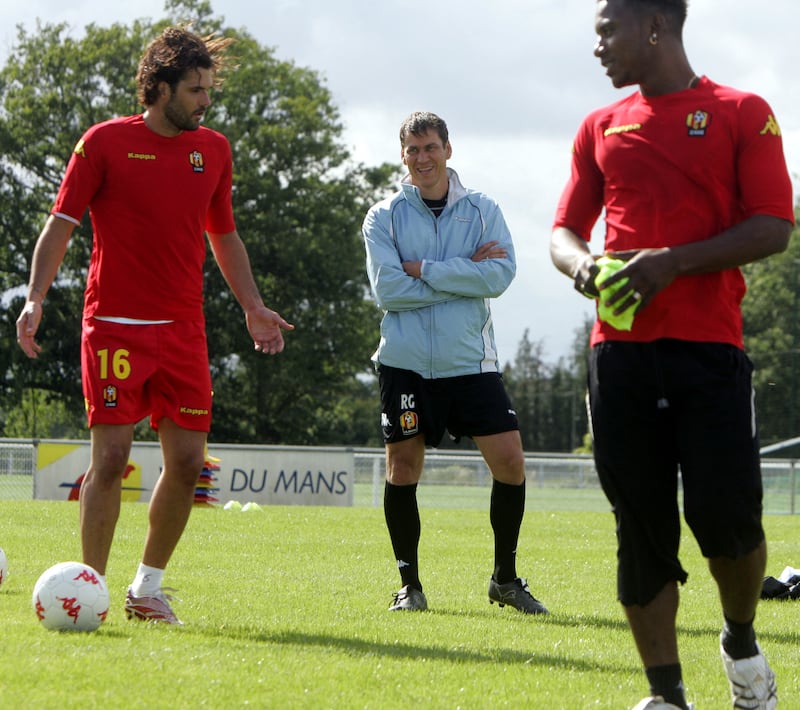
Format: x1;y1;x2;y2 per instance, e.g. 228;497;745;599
130;563;165;596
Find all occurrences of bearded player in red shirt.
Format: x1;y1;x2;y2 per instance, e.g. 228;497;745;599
550;1;793;709
16;27;293;625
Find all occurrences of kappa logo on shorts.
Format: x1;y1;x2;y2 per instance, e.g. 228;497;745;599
400;411;419;436
179;406;210;417
103;385;118;408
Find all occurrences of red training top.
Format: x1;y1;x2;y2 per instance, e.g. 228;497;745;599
553;77;795;348
52;115;236;322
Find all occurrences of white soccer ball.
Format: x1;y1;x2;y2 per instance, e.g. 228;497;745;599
0;547;7;588
32;561;110;632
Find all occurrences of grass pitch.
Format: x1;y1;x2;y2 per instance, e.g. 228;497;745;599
0;500;798;708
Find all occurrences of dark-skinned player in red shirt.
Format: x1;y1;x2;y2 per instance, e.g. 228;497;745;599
550;1;793;708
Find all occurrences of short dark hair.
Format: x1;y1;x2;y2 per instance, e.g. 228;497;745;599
627;0;688;32
399;111;449;148
136;27;236;107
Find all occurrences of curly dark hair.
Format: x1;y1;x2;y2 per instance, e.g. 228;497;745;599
136;27;236;107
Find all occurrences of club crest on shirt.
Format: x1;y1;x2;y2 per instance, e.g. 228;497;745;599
686;110;711;137
189;150;205;173
400;410;418;436
103;385;118;408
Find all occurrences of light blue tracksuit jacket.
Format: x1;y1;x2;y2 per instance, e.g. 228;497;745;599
363;168;516;379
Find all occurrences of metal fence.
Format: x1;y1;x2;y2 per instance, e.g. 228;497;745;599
351;449;609;511
2;440;798;514
353;450;799;514
0;441;36;500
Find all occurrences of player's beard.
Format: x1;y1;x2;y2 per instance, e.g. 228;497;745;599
164;95;204;132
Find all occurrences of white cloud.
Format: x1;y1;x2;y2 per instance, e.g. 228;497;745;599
2;0;797;361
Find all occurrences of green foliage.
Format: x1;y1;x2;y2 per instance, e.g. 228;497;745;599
574;431;594;455
8;0;792;454
0;20;153;427
197;25;397;444
2;389;86;439
0;2;397;445
504;318;592;453
307;374;383;448
0;500;798;708
743;213;800;446
503;210;800;453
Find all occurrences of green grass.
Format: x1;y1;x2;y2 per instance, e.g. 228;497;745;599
0;501;798;709
352;481;614;512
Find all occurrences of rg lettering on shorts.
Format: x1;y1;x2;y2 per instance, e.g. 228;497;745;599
399;393;418;436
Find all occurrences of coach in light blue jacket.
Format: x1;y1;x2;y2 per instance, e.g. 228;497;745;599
362;110;548;617
364;165;515;379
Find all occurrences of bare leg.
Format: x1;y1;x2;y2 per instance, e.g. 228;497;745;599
709;541;766;624
624;581;681;667
385;435;425;485
474;430;526;484
140;419;206;569
80;424;135;575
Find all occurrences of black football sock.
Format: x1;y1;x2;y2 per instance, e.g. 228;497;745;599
645;664;689;710
490;479;525;584
721;614;758;659
384;481;422;592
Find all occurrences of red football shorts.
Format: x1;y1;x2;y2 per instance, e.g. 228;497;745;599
81;317;212;432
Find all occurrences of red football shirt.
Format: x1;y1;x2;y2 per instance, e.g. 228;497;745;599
53;115;236;321
554;77;795;347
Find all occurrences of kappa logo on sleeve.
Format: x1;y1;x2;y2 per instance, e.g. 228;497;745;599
760;114;782;137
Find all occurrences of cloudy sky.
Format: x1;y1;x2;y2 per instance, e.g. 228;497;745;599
2;0;798;361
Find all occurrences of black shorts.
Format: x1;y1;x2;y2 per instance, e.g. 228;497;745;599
588;340;765;607
378;365;519;446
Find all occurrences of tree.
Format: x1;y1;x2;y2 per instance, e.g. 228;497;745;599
3;389;85;440
503;318;591;453
742;209;800;446
503;331;550;450
0;1;397;444
0;18;151;438
193;22;397;444
501;207;800;454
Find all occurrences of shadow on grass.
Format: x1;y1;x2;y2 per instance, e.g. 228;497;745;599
183;617;639;674
543;608;800;647
99;606;798;679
